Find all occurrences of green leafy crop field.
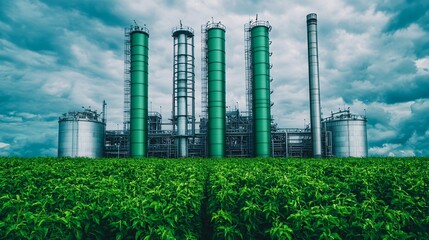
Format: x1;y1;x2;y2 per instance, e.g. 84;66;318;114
0;157;428;239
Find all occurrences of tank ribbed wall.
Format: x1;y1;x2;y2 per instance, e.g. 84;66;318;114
323;111;368;157
251;25;271;157
207;24;226;158
130;29;149;158
58;111;105;158
307;13;322;158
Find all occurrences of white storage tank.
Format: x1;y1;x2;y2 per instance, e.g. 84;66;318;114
58;108;105;158
323;109;367;157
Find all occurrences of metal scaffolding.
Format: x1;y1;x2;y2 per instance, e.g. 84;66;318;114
200;24;208;120
243;24;254;156
172;24;196;157
109;19;336;159
199;23;209;157
244;23;252;117
123;27;131;132
106;109;332;158
225;110;252;157
283;128;312;158
105;130;129;158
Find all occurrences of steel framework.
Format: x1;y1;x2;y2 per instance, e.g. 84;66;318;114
106;110;330;158
105;130;129;158
244;23;254;156
108;18;337;159
201;24;208;120
123;27;131;132
172;24;196;157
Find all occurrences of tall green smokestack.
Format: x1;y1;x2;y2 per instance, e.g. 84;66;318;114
130;25;149;158
249;21;272;157
205;22;226;158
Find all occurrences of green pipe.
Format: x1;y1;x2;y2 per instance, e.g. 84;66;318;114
207;26;226;158
251;25;271;157
130;30;149;158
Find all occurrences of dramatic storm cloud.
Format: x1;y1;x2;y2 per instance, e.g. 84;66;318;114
0;0;428;156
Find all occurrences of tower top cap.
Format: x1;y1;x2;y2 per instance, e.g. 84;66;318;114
306;13;317;21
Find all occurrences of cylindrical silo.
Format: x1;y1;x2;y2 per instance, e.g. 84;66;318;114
250;21;272;157
323;110;368;157
172;24;195;157
58;109;105;158
130;25;149;158
205;22;226;158
306;13;322;158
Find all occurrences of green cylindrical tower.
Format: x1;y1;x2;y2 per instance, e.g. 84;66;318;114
206;22;226;158
130;26;149;158
250;22;271;157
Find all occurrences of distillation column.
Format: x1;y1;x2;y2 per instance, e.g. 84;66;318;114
249;20;272;157
130;25;149;158
307;13;322;158
205;22;226;158
172;24;195;157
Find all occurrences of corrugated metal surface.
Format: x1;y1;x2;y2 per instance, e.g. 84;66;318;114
58;111;105;158
324;112;368;157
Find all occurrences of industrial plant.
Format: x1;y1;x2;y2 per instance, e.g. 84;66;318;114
58;13;368;159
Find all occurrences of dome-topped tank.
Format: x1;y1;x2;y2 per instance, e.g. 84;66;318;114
323;109;367;157
58;108;105;158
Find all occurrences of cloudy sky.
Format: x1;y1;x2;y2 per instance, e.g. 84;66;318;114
0;0;428;157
